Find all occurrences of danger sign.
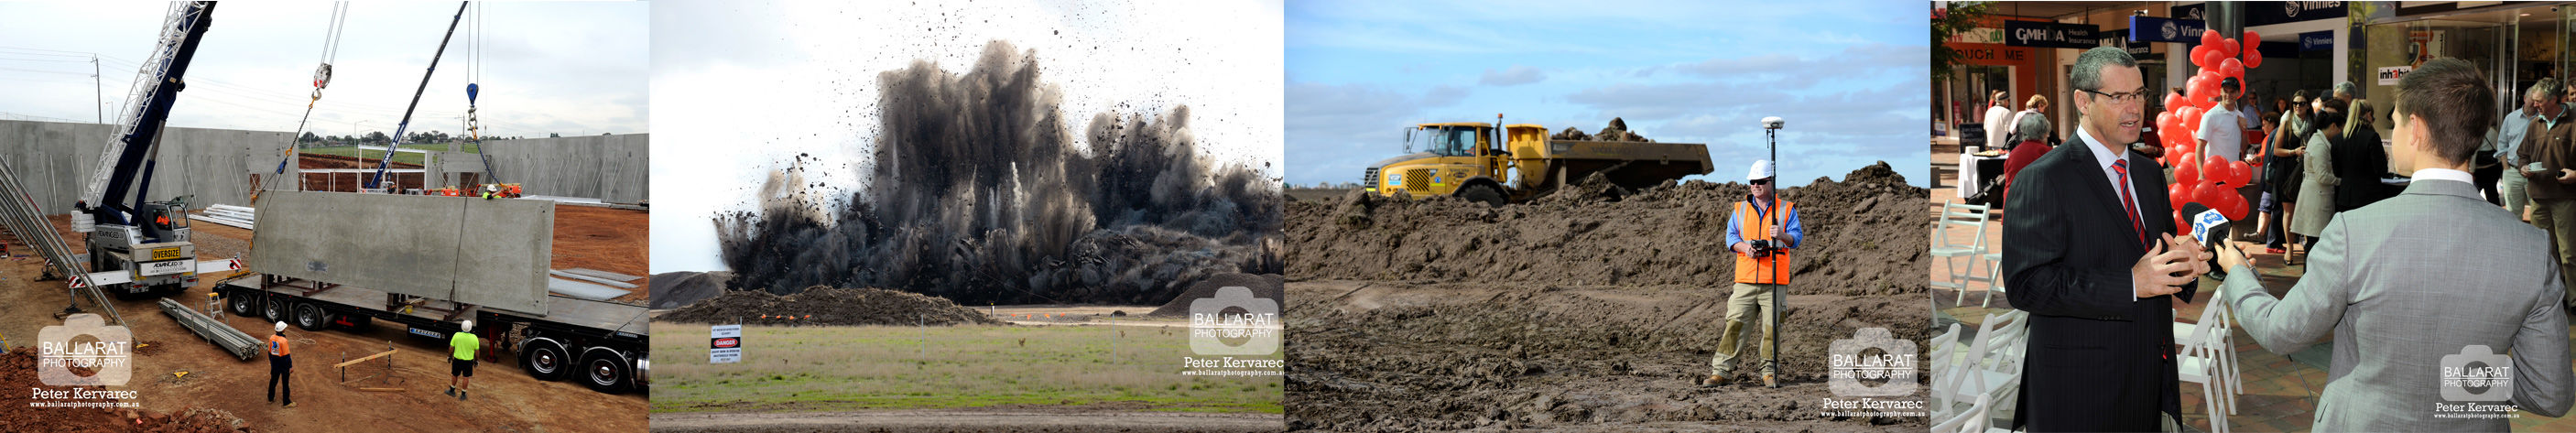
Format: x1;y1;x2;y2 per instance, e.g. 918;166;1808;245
709;324;742;363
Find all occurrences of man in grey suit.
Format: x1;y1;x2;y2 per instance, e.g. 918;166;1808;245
2215;58;2574;431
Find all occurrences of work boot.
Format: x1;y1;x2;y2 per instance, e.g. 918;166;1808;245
1699;373;1731;387
1762;373;1778;388
460;390;468;401
284;402;296;408
445;387;456;396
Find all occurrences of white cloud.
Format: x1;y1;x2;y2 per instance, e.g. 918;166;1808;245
1480;65;1546;86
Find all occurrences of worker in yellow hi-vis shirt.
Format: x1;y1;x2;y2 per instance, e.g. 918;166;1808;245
447;319;480;401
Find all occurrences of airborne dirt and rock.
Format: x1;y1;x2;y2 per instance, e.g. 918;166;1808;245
1284;160;1931;431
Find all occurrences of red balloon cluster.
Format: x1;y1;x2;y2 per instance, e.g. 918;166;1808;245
2157;29;2264;223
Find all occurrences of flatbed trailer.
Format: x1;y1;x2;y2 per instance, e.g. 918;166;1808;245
216;274;649;394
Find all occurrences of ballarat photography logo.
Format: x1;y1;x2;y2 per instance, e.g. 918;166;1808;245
1821;328;1924;417
1182;287;1281;376
2436;345;2519;418
30;314;139;408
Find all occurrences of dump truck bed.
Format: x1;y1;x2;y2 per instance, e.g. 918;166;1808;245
1513;139;1714;192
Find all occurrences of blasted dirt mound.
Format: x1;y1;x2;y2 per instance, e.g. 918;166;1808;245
650;271;734;309
0;347;251;432
1147;273;1286;318
658;287;1004;326
1283;282;1930;430
1288;162;1926;296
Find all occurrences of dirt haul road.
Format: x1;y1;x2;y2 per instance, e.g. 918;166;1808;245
1283;163;1931;430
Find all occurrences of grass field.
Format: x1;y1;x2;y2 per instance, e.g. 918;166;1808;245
300;143;481;166
648;321;1282;415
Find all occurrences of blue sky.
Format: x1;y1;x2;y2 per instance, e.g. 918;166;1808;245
1285;0;1928;188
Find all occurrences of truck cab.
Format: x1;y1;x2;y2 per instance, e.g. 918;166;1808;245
1364;123;1514;204
84;200;200;298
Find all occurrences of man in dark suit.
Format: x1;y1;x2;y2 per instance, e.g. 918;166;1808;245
2000;46;2214;432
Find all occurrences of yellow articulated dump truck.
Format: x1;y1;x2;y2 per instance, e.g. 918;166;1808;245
1363;117;1712;206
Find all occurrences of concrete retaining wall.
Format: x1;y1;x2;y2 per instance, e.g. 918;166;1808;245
480;135;649;203
0;120;649;212
0;120;291;213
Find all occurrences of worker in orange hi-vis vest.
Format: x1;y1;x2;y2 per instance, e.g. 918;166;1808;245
1703;159;1803;389
267;321;295;408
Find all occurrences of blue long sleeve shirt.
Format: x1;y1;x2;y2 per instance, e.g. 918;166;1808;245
1726;196;1803;251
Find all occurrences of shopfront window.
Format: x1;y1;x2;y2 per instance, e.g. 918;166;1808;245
2362;7;2537;141
1945;65;2012;139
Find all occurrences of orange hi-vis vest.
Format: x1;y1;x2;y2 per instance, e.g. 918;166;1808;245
1734;199;1795;285
268;335;290;357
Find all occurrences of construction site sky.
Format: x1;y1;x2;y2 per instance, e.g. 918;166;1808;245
1283;0;1929;189
0;2;647;139
650;0;1282;274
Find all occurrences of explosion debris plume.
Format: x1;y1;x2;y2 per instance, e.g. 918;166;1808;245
716;40;1281;305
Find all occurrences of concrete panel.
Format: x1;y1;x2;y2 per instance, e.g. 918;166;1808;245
246;191;553;313
472;134;647;203
456;194;554;313
0;120;288;212
0;120;635;211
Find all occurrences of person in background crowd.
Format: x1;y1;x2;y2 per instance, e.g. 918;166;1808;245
2293;98;2348;264
1986;90;2013;151
2263;92;2315;254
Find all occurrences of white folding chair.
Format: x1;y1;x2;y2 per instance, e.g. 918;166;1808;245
1933;203;1993;305
1931;386;2015;433
1930;323;1964;419
2177;298;2244;400
1981;252;2005;307
1937;311;2025;420
2177;303;2234;432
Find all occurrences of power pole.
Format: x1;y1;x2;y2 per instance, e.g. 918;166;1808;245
92;55;102;124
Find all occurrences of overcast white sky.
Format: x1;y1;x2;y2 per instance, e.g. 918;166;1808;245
0;2;647;139
649;0;1284;273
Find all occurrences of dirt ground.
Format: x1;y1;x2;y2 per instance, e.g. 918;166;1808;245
648;407;1282;433
550;204;652;303
1282;163;1932;430
1285;281;1928;431
0;200;649;432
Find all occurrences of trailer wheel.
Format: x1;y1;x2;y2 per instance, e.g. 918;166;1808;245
262;298;287;323
292;302;330;330
1457;184;1505;207
578;347;631;394
228;291;256;317
521;338;571;381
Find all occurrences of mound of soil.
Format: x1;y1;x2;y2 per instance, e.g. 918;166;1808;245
1549;117;1654;143
1147;273;1286;318
658;287;1003;326
1284;282;1930;430
649;271;734;309
0;347;250;432
1287;162;1927;296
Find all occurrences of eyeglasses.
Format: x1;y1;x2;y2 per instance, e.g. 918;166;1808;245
1751;179;1771;186
2080;88;2149;104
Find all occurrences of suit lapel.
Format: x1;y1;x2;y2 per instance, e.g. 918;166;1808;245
2066;138;2149;253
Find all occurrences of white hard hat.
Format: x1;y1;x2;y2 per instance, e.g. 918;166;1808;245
274;321;288;333
1748;160;1775;182
461;319;474;332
